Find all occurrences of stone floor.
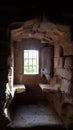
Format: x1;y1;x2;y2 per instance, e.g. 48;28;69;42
6;101;65;129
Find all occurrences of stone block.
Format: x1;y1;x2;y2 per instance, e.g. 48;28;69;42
60;78;71;93
55;68;72;80
54;45;63;58
63;44;73;56
64;57;73;69
54;57;64;68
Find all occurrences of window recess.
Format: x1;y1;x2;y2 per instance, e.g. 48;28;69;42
24;50;39;75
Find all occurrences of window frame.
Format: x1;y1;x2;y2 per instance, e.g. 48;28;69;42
23;50;39;75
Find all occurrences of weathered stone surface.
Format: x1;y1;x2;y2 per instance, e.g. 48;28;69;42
54;57;64;68
8;18;73;129
63;44;73;56
50;75;70;97
23;18;39;28
50;76;61;88
44;86;73;128
64;57;73;68
54;45;63;58
57;24;70;32
61;102;73;127
59;32;70;43
60;78;71;93
9;19;71;45
55;68;72;80
57;24;70;43
11;27;23;35
39;21;56;33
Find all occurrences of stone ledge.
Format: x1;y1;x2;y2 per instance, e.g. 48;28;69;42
14;84;26;94
39;83;58;93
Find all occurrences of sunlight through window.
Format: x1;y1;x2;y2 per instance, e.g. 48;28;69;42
24;50;39;74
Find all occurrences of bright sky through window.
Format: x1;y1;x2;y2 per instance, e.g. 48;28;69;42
24;50;39;74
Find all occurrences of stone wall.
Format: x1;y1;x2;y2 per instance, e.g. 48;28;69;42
6;18;73;128
52;38;73;128
54;44;73;94
8;18;73;93
0;41;10;127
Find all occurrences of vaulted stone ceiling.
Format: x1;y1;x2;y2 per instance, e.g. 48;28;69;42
0;0;73;27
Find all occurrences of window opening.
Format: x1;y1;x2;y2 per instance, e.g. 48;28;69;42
24;50;39;74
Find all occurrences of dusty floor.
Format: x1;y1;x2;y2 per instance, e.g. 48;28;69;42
6;101;64;129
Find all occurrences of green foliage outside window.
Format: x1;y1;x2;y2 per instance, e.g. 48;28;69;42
24;50;39;74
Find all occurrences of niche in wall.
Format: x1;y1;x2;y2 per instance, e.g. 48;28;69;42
41;46;54;81
13;38;54;85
